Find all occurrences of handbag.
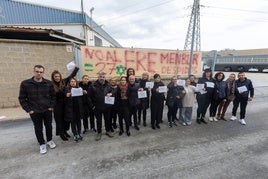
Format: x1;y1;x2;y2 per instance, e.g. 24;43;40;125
227;94;235;101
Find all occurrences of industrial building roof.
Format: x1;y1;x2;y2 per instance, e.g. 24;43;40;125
0;0;121;47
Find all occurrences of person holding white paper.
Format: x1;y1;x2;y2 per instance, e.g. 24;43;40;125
65;78;85;142
51;66;79;141
138;72;150;127
196;68;215;124
150;74;165;129
91;72;114;141
230;72;254;125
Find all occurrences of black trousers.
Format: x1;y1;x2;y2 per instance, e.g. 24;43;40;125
110;107;118;126
232;97;248;119
30;110;53;145
129;105;138;126
82;108;95;130
196;95;212;118
53;102;68;136
138;105;147;123
151;101;164;126
94;108;111;133
209;98;224;117
118;106;130;132
167;104;178;123
71;110;81;136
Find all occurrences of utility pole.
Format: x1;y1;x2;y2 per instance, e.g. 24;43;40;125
81;0;87;45
184;0;201;76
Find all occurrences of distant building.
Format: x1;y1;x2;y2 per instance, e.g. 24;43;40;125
0;0;121;47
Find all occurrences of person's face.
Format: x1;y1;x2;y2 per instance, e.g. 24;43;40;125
185;79;191;86
98;75;105;84
70;79;77;87
205;72;211;78
34;67;44;80
172;77;177;84
110;79;117;86
128;70;134;75
82;76;89;84
142;74;149;80
129;77;135;84
190;76;195;82
53;73;61;82
228;74;235;81
217;73;224;80
238;73;245;80
120;78;127;85
154;77;161;83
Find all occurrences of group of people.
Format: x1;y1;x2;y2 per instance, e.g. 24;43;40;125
19;65;254;154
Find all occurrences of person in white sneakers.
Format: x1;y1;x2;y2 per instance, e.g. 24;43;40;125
230;72;254;125
19;65;56;154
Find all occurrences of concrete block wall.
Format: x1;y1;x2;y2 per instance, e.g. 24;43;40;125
0;40;75;108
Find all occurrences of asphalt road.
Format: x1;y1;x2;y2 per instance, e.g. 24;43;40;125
1;96;268;179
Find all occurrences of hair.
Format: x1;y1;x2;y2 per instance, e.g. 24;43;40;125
127;68;135;76
120;76;127;81
202;71;212;78
51;70;64;92
238;71;245;75
229;73;236;77
214;72;225;81
189;74;196;78
82;75;89;79
171;75;177;80
109;77;118;82
34;65;45;70
153;73;160;79
68;77;79;88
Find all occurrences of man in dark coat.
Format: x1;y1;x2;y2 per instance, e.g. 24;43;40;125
19;65;56;154
91;72;114;141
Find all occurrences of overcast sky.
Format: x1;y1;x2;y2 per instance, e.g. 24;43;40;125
19;0;268;51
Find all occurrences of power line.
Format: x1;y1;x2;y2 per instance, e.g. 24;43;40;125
205;5;268;14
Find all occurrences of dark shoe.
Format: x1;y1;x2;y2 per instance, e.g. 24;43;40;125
95;133;102;141
73;135;79;142
201;118;208;124
143;121;147;127
112;123;117;129
172;122;178;126
60;134;68;141
159;120;163;123
197;118;201;124
151;125;156;130
168;122;172;128
83;129;88;134
119;130;123;136
129;122;132;126
221;116;227;121
174;117;179;121
65;131;71;138
126;131;131;136
156;125;160;129
134;125;140;131
137;119;141;125
91;128;97;132
111;128;114;133
78;134;83;141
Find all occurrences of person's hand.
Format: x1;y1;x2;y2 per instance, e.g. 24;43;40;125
156;88;159;92
223;99;227;102
248;97;253;101
176;96;180;99
106;93;112;97
66;93;71;97
138;88;143;91
83;90;87;94
48;108;53;111
182;90;186;94
29;110;34;114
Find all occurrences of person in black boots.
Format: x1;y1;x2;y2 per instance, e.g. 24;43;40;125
79;75;95;134
151;74;165;129
138;72;150;127
109;77;119;132
65;78;85;142
196;68;215;124
51;66;79;141
117;76;131;136
166;76;185;127
91;72;114;141
127;75;142;131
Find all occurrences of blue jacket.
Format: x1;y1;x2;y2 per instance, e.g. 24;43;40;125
235;78;254;98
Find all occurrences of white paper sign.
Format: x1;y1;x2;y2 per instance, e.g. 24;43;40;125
177;80;186;86
138;91;147;98
238;86;247;93
105;96;115;104
158;86;167;93
71;87;83;97
196;84;204;90
145;82;154;88
206;82;215;88
66;61;76;70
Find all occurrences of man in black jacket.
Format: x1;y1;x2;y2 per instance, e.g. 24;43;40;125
19;65;56;154
230;72;254;125
91;72;114;141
